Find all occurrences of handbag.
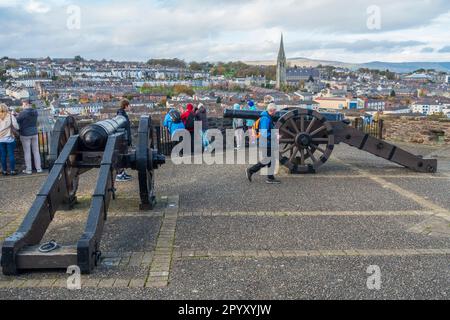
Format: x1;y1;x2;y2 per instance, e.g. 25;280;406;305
9;113;19;139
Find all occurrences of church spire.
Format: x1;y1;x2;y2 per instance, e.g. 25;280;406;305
276;33;287;90
277;33;286;62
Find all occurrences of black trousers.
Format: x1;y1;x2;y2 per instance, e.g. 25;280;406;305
249;147;275;180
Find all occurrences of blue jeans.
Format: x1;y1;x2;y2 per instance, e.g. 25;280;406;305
0;140;16;172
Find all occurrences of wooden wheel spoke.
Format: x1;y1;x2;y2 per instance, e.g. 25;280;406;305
300;116;305;132
281;144;294;154
306;118;316;133
310;126;326;137
289;147;298;163
307;148;318;163
288;118;300;134
281;127;295;137
312;138;329;143
311;144;326;154
279;138;294;144
300;148;305;165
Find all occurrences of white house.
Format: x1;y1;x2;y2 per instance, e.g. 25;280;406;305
366;99;386;111
410;99;449;115
12;79;52;88
441;107;450;117
5;86;30;100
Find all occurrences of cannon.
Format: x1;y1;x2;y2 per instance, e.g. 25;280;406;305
224;108;437;174
1;115;165;275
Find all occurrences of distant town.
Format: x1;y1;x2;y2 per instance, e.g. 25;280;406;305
1;36;449;131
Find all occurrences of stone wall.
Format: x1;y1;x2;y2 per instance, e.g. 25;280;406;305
383;117;450;145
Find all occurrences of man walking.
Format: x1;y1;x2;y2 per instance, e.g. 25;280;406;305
246;103;281;184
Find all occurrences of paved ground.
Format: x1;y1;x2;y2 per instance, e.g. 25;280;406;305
0;141;449;300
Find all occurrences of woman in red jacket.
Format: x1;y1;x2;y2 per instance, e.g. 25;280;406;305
180;103;196;154
181;103;195;132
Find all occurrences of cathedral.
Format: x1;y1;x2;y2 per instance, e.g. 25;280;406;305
276;34;320;90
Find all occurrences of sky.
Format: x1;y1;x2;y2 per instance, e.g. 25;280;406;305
0;0;449;63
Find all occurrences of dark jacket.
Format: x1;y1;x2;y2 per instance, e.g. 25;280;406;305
17;108;38;137
195;106;208;130
117;108;132;146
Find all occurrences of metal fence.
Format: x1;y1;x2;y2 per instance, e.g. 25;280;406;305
38;130;50;169
353;118;384;140
153;125;174;156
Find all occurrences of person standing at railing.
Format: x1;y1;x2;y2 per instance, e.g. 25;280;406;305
232;103;245;150
0;103;19;176
195;103;209;150
181;103;196;154
17;100;42;175
116;99;133;182
245;100;258;146
163;108;185;138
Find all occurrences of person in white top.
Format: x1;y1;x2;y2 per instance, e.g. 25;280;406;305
0;103;19;175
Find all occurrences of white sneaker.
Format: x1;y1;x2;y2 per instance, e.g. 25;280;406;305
22;170;32;175
37;169;43;174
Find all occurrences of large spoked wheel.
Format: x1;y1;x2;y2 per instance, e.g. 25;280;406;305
277;109;335;174
49;116;80;204
137;116;156;210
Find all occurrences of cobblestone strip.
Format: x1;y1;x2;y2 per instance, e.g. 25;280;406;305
145;195;179;288
177;210;433;218
173;248;450;259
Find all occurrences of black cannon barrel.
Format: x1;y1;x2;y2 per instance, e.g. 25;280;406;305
223;109;284;122
223;109;346;123
79;115;128;150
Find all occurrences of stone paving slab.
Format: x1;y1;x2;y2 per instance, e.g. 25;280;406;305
175;216;450;251
384;177;450;211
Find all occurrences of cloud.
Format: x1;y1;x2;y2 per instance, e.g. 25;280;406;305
438;46;450;53
0;0;449;62
421;47;435;53
25;0;51;14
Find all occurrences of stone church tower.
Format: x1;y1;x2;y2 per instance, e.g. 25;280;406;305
276;34;287;90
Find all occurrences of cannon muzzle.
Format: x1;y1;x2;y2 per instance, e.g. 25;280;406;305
79;115;128;150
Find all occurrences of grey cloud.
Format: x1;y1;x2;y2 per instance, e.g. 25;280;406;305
0;0;449;61
421;47;435;53
438;46;450;53
286;39;426;53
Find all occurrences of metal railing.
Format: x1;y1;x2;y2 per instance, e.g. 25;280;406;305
38;130;50;169
353;118;384;140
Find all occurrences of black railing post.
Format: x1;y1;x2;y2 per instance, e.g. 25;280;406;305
378;120;384;140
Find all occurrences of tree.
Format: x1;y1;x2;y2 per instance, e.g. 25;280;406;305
147;58;187;68
173;84;194;96
74;55;84;62
390;90;396;97
189;61;203;71
0;68;6;82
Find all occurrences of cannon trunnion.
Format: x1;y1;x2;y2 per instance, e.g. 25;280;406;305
1;115;165;275
224;108;437;174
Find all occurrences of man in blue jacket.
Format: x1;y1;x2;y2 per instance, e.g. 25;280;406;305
246;103;281;184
